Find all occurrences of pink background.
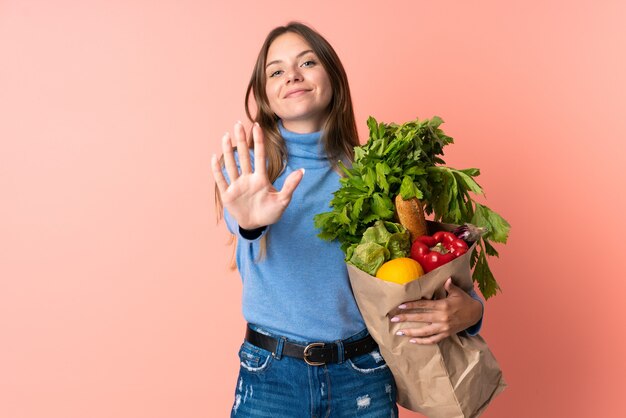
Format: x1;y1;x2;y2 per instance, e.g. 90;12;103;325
2;1;625;417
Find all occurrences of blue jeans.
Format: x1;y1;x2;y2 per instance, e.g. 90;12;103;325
231;326;398;417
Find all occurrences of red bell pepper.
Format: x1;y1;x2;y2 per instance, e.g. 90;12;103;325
410;231;469;273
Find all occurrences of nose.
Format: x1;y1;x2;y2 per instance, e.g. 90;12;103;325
285;66;303;83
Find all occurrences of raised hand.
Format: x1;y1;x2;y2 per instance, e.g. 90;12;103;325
211;121;305;230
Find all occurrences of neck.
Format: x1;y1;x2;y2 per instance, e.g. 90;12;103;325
281;116;326;134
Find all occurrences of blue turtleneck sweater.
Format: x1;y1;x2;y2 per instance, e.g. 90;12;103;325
222;122;483;342
223;122;366;342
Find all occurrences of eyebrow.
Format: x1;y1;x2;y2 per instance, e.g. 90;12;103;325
265;49;315;69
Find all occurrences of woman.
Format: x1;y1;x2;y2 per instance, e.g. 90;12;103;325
211;22;483;417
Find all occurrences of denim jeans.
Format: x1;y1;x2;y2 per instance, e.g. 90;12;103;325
231;325;398;418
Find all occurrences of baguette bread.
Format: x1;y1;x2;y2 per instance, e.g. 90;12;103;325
394;194;428;243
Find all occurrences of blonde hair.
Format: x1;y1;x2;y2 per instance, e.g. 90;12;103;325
214;22;359;269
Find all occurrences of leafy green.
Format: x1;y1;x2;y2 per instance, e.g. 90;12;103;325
313;116;511;299
473;245;500;299
346;220;410;275
471;203;511;243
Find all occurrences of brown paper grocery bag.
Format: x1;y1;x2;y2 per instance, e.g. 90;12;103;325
347;223;506;418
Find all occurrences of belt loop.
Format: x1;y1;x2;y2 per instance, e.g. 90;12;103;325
273;336;286;360
335;339;345;364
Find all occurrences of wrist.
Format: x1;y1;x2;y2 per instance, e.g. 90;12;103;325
470;297;483;325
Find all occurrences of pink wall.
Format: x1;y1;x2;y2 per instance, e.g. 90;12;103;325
2;1;625;417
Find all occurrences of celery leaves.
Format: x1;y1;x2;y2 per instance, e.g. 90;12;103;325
313;116;510;298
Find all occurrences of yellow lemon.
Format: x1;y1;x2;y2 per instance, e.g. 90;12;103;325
375;257;424;284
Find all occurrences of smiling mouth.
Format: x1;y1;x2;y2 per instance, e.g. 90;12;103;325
284;89;310;98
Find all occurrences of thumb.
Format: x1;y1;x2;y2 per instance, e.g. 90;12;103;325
278;168;305;201
444;277;461;295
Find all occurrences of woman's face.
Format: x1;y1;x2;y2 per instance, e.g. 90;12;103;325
264;32;333;133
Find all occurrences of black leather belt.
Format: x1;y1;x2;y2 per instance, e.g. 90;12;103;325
245;325;378;366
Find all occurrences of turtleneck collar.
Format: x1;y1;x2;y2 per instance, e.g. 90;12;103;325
278;120;328;168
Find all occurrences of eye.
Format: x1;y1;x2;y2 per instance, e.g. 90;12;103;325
268;69;283;78
301;60;316;68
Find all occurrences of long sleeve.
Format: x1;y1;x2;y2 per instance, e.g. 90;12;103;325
464;289;484;336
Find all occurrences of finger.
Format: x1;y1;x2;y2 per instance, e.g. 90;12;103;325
234;121;252;175
444;277;453;293
277;168;305;202
252;123;267;178
398;299;442;311
396;323;442;338
391;312;440;324
222;132;239;182
445;280;464;296
211;153;229;193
